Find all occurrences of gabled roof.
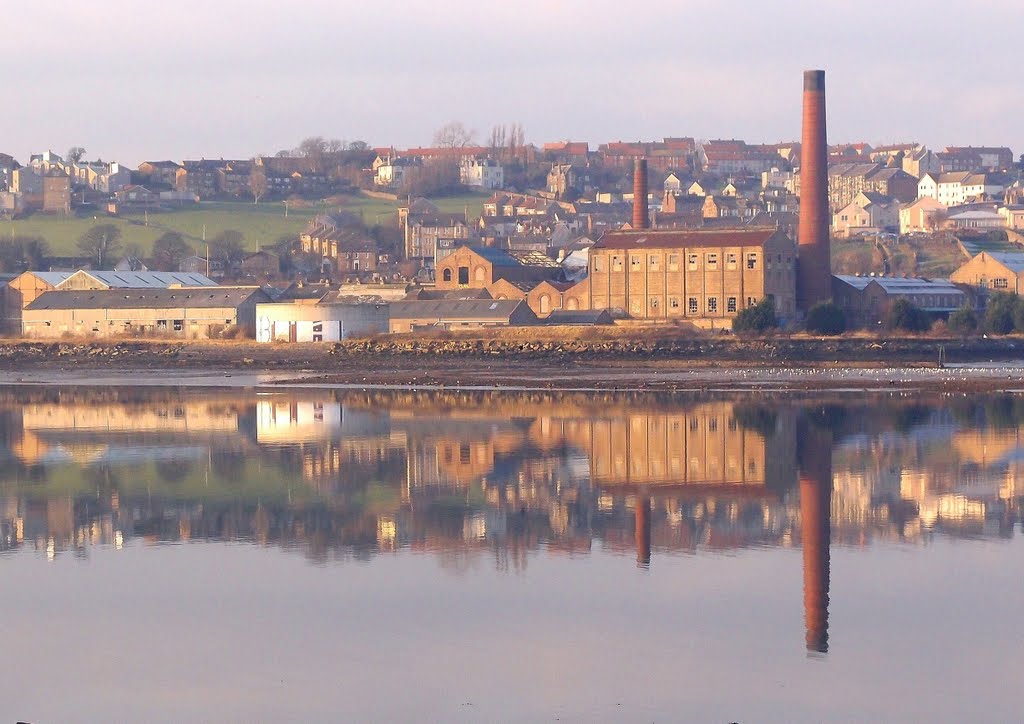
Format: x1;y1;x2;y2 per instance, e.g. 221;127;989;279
388;299;530;320
593;228;783;250
25;271;74;286
26;287;268;311
832;274;873;290
981;252;1024;272
59;270;218;289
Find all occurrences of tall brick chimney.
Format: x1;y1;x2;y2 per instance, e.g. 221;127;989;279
797;69;832;309
632;158;649;230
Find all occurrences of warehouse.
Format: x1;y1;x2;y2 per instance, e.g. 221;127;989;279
23;287;270;339
388;299;537;333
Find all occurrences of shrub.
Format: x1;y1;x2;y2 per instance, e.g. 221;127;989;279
732;297;778;334
885;298;930;333
804;302;846;335
947;307;978;335
984;292;1018;335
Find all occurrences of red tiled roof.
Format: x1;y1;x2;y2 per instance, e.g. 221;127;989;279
593;228;780;250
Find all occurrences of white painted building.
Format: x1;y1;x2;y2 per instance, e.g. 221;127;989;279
459;158;503;189
761;167;795;192
256;301;389;343
918;172;1004;207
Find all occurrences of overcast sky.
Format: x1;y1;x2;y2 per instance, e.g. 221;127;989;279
4;0;1022;166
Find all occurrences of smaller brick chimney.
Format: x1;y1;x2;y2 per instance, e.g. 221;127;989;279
632;158;649;229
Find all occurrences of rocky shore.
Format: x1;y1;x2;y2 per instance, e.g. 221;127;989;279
0;334;1019;369
0;334;1021;393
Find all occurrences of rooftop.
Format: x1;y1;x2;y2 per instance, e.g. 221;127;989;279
593;227;782;250
388;299;529;320
27;287;267;311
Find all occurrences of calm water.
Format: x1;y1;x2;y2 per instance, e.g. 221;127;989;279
2;386;1024;722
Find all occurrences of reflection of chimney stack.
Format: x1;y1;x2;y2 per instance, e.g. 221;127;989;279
633;159;649;230
635;494;651;568
798;420;832;654
797;69;832;309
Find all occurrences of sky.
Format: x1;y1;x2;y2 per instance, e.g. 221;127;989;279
3;0;1022;166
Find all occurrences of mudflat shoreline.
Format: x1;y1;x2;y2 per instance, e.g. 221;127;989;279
0;335;1022;392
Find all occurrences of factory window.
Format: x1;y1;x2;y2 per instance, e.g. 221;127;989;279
688;297;698;314
173;320;183;332
650;297;659;310
747;253;758;269
707;297;718;313
631;255;642;269
593;256;604;272
706;253;718;268
994;278;1008;288
748;297;757;307
649;255;660;271
668;254;679;271
458;266;469;285
727;253;738;270
708;418;718;433
669;297;680;310
727;297;737;313
688;253;699;270
612;255;623;271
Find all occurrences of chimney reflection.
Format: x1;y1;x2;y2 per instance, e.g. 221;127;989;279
635;493;651;568
798;415;833;655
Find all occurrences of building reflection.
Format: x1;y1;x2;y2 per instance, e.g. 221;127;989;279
3;389;1024;654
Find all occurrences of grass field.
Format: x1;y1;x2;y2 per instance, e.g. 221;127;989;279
2;191;489;257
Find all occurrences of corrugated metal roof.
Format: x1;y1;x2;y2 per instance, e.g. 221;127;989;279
31;271;74;286
82;271;218;288
26;287;267;311
986;252;1024;272
832;274;873;290
388;299;527;320
868;277;962;293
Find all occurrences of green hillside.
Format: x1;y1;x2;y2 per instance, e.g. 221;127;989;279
2;191;488;258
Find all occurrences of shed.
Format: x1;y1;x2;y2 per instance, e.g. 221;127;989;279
388;299;538;333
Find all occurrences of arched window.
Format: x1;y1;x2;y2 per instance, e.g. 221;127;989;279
566;297;579;310
442;268;452;282
474;266;486;283
540;294;551;315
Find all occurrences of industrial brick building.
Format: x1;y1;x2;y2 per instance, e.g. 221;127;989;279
585;227;797;325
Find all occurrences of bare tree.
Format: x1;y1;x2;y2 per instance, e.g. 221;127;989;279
297;136;328;158
433;121;477;149
66;146;86;164
249;165;268;204
152;231;193;271
77;224;123;268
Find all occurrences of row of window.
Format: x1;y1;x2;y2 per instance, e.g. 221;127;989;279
635;295;759;314
595;251;791;273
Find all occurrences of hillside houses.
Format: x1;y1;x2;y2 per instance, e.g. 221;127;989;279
832;192;899;237
815;163;918;212
917;172;1005;207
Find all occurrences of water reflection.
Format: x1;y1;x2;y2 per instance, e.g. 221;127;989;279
2;387;1024;657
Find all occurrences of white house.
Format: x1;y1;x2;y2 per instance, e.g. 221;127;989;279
459;158;503;189
919;172;1004;207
